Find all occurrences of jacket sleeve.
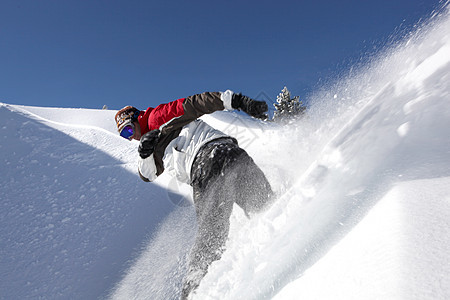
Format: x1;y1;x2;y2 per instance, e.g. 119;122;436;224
183;90;233;117
160;90;234;134
138;154;158;182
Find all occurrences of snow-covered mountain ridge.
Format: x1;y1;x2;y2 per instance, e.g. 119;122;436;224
2;4;450;300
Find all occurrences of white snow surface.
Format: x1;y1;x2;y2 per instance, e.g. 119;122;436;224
1;5;450;300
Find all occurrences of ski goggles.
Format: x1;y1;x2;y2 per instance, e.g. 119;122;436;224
118;109;140;140
119;120;135;140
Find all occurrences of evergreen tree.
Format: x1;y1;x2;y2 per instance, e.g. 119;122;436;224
273;86;306;123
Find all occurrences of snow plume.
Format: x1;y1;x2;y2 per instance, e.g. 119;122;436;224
1;3;450;300
193;4;450;300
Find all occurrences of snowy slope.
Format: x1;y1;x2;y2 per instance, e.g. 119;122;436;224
1;4;450;300
273;177;450;299
0;104;178;299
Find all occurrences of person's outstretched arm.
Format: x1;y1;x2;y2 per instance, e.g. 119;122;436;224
157;90;268;134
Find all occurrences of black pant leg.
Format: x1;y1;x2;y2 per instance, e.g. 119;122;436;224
231;151;274;215
181;171;234;298
181;138;273;299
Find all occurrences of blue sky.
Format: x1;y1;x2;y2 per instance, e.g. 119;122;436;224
0;0;443;111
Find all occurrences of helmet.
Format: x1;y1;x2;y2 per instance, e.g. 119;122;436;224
115;106;140;133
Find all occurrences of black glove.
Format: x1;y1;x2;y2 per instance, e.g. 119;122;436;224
231;93;268;119
138;129;160;159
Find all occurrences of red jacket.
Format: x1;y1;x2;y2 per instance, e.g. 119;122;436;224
137;98;185;135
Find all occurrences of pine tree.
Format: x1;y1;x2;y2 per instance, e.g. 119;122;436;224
273;86;306;123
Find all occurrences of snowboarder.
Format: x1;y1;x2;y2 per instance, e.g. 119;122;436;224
115;90;273;299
